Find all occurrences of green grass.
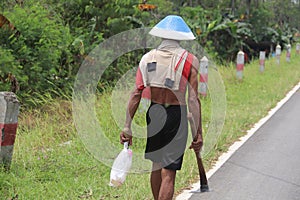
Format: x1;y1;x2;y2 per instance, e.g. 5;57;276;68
1;50;300;199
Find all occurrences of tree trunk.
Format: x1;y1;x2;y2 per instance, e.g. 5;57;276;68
255;0;259;8
246;0;251;17
231;0;235;15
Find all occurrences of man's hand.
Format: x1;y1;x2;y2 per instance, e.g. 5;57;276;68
120;127;132;146
189;134;203;153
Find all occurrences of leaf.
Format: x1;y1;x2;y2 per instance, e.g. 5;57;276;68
211;23;228;32
207;20;218;32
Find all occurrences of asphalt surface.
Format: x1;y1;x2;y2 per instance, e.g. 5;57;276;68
189;89;300;200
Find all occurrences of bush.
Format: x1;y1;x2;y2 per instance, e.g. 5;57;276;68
1;3;73;98
0;46;24;91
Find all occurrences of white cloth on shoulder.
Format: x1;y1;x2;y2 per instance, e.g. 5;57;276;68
139;40;188;91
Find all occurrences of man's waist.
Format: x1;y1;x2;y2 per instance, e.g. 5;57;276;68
150;101;187;108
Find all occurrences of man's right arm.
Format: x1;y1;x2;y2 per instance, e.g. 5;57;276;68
120;67;145;145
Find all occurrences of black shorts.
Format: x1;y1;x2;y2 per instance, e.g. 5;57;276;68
145;102;188;170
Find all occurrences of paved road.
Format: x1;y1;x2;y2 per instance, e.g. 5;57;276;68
190;89;300;200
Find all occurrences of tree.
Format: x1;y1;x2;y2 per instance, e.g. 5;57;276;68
1;2;73;97
231;0;236;15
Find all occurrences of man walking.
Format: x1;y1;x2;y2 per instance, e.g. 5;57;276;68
120;15;203;200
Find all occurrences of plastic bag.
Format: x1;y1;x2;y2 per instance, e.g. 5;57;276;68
109;142;132;187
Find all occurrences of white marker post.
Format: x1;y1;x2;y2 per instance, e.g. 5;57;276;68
259;51;266;73
199;56;208;96
276;44;281;65
296;43;300;55
286;44;291;62
0;92;20;171
236;50;244;80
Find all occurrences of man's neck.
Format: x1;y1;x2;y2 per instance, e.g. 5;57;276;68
158;39;180;50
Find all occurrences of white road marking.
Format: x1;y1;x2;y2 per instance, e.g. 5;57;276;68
176;81;300;200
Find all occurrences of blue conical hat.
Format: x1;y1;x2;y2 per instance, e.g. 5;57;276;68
149;15;195;40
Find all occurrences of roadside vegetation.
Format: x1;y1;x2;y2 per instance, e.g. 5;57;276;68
0;0;300;199
0;0;299;100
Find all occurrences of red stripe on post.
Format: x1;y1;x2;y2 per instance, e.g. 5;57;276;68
0;123;18;146
236;63;244;71
259;60;265;65
200;74;208;83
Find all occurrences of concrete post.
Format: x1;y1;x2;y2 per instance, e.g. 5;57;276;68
296;43;300;55
0;92;20;170
199;56;208;96
259;51;266;73
276;44;281;65
236;50;244;80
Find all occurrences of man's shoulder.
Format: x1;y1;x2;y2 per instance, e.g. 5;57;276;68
186;51;198;60
184;51;199;66
140;50;155;61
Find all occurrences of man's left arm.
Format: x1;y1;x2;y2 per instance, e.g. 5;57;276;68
187;56;203;152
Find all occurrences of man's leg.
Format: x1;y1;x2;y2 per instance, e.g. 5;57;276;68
151;162;162;200
158;168;176;200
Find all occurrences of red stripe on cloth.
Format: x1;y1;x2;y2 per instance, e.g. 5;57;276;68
200;74;208;83
136;67;151;99
135;67;145;90
174;51;187;71
142;86;151;99
236;63;244;71
0;123;18;146
179;53;193;92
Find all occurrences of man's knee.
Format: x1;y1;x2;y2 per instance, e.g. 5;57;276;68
161;168;176;181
